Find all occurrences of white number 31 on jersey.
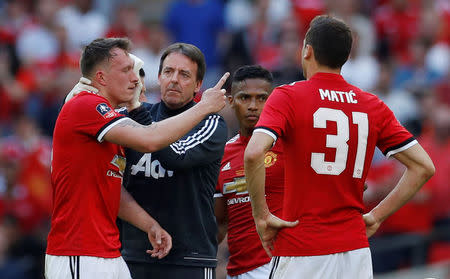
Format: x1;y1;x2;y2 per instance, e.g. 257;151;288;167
311;108;368;178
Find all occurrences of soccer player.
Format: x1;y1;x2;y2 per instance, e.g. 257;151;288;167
120;43;228;279
45;38;228;279
215;65;286;279
244;15;435;279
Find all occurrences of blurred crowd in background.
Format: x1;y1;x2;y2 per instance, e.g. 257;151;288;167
0;0;448;278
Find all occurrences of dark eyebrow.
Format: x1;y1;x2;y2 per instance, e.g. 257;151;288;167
180;69;191;75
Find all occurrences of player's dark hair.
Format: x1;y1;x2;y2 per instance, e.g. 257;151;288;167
232;65;273;84
231;65;273;95
80;37;131;78
158;43;206;81
305;15;352;69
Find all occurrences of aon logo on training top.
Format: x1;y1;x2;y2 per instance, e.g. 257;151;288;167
131;153;174;178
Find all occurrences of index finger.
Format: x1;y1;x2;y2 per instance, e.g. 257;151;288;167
213;72;230;89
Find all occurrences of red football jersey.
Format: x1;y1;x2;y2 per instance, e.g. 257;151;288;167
47;92;129;258
216;134;284;276
255;73;416;256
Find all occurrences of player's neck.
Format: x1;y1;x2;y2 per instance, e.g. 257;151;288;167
240;127;254;138
306;64;341;79
97;90;119;108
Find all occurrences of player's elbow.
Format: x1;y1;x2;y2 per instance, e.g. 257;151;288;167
244;145;264;165
141;139;166;153
421;159;435;181
413;157;435;183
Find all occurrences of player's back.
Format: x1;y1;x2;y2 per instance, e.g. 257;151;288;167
257;72;414;256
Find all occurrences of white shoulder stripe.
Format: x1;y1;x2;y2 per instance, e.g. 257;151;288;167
385;139;418;158
169;115;220;155
226;133;240;145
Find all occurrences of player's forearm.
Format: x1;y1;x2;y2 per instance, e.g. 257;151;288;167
105;104;216;153
244;145;269;220
217;222;227;244
215;197;228;244
140;103;214;152
118;186;158;233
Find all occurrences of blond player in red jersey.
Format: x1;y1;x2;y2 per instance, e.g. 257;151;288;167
244;15;435;279
45;38;229;279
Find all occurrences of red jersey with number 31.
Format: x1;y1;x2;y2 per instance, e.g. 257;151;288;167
255;73;417;256
47;92;129;258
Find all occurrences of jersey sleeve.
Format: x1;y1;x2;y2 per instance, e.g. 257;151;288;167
376;100;417;158
70;95;128;143
152;114;228;169
254;86;294;142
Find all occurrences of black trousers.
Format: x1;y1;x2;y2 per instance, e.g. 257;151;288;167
127;262;216;279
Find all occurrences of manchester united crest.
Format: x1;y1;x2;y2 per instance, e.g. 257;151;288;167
264;151;277;167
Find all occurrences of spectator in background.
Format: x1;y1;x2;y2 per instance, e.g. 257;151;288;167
271;15;305;87
0;46;28;131
164;0;225;88
0;215;45;279
15;0;60;64
374;0;420;63
328;0;375;59
0;116;52;233
290;0;325;37
372;61;421;136
419;95;450;230
341;30;380;91
56;0;107;51
132;24;170;103
392;38;443;91
0;0;32;45
105;3;148;46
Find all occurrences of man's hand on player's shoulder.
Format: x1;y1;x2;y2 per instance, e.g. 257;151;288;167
65;77;98;103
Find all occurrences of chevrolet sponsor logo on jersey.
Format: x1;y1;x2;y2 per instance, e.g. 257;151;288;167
223;177;247;195
111;154;126;175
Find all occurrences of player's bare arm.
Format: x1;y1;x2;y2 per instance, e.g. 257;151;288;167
363;144;435;238
244;132;298;257
118;186;172;259
104;72;229;152
214;197;228;244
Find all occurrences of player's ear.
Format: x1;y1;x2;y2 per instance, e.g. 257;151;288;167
303;44;312;59
194;79;203;93
95;71;107;86
227;95;234;106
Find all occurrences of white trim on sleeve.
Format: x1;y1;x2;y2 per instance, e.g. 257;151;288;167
386;139;418;158
253;128;278;143
97;117;130;142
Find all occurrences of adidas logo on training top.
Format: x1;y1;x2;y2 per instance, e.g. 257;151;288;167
222;162;231;171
